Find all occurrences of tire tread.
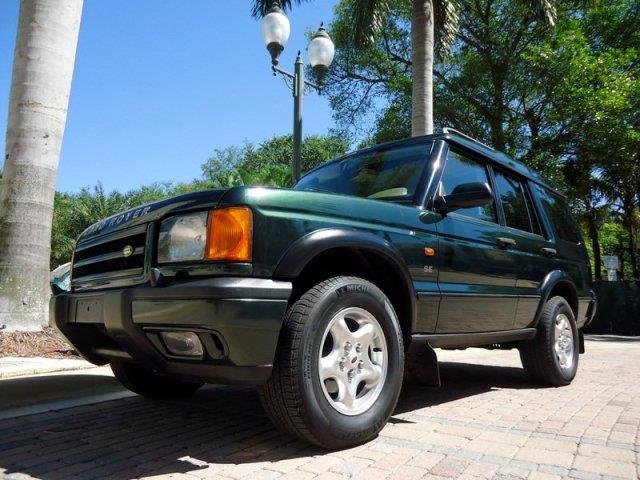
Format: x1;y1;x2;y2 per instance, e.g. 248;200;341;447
519;296;577;386
260;276;388;446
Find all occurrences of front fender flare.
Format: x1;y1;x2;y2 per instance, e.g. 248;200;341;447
273;228;417;331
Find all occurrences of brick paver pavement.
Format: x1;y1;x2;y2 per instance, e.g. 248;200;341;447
0;337;638;480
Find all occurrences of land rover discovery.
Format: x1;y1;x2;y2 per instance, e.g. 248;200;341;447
51;129;596;448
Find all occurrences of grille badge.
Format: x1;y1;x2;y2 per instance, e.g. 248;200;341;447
122;245;134;258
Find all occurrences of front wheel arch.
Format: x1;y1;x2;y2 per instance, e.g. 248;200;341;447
274;229;417;343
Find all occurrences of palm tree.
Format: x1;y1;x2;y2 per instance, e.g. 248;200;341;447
352;0;557;136
251;0;308;17
0;0;83;331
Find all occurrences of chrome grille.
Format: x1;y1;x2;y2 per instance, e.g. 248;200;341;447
72;225;147;284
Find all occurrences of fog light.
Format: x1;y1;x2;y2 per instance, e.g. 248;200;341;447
160;331;204;358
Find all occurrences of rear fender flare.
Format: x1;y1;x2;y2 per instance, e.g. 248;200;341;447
533;270;578;326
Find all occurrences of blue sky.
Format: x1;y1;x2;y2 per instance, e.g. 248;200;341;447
0;1;340;193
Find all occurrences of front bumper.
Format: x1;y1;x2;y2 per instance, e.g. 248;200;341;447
51;277;292;385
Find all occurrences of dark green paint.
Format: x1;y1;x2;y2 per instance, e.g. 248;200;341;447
55;132;595;384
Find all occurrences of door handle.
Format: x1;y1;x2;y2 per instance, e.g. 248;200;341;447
541;247;557;257
496;237;517;249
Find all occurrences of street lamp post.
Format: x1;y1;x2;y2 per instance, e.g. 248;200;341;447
260;3;335;183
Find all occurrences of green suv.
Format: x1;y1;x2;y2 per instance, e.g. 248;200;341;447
51;129;596;449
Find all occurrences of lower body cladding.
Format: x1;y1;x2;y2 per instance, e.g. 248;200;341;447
50;277;292;385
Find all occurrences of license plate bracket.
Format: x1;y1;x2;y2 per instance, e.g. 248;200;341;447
75;298;103;323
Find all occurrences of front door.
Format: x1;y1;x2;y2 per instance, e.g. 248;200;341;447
434;148;519;333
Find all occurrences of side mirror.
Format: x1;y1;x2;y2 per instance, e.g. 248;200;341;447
434;182;493;214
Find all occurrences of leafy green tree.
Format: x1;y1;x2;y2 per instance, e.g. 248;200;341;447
201;134;349;187
50;181;208;268
327;0;557;141
328;2;624;172
566;1;640;279
51;184;131;268
598;220;635;280
564;159;608;280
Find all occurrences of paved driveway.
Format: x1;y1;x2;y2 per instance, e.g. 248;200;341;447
0;337;638;480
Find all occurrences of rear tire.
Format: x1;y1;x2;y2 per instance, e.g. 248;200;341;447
111;361;203;398
260;276;404;449
519;296;579;386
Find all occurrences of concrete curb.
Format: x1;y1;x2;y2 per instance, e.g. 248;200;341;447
0;356;95;379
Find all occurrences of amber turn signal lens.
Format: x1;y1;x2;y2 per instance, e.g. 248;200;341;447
206;207;253;262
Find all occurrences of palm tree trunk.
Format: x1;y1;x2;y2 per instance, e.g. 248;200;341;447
617;242;626;280
587;216;602;281
626;219;639;279
621;195;639;279
411;0;434;136
0;0;83;331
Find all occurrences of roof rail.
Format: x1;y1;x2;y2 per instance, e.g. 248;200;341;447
441;127;495;151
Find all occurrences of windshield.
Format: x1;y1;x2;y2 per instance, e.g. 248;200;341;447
294;143;431;202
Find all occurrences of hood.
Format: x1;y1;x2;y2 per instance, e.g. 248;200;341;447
77;188;230;243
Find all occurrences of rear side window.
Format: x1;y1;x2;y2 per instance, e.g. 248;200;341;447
534;185;581;243
440;151;497;223
493;170;541;235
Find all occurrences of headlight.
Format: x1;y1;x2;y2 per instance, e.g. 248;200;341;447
157;207;253;264
157;212;208;263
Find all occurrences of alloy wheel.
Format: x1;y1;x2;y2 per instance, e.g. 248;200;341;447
554;313;575;370
318;307;387;416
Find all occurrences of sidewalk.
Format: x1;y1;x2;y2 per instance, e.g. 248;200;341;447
0;356;94;379
0;364;131;420
1;337;638;480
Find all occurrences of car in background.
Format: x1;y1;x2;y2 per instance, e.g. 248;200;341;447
50;262;71;293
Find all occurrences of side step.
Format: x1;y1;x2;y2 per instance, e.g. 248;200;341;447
405;329;537;387
415;328;536;349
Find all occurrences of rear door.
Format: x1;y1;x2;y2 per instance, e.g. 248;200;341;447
434;148;519;333
489;168;551;329
531;185;592;299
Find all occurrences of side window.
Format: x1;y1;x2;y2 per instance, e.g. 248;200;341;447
440;150;497;223
534;185;581;243
493;170;541;235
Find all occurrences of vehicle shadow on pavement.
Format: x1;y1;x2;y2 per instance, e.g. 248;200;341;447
0;362;541;480
585;334;640;342
0;373;124;412
396;361;543;416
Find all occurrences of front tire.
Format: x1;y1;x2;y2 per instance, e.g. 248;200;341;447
260;276;404;449
111;361;204;398
519;296;579;386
